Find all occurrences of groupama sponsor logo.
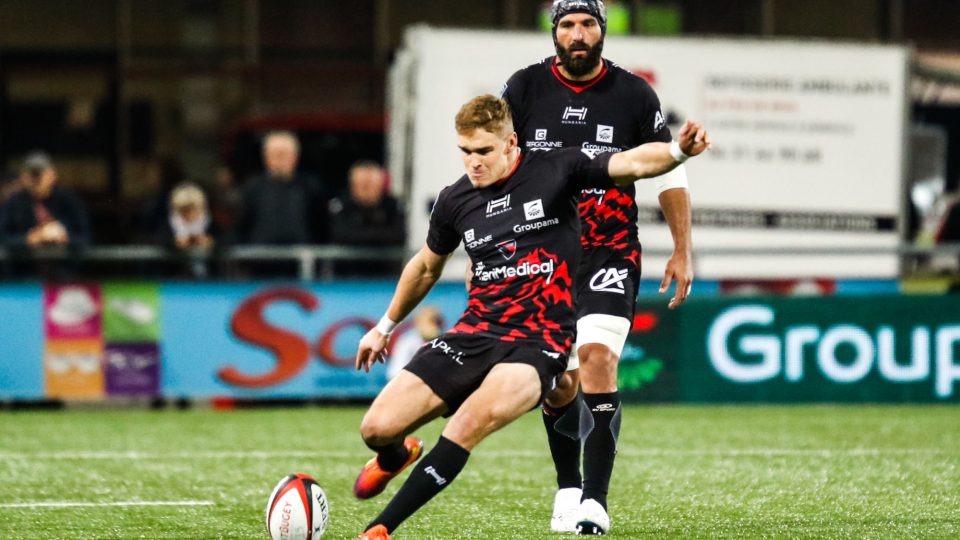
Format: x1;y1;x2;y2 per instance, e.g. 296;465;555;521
513;218;559;233
707;304;960;398
581;141;621;154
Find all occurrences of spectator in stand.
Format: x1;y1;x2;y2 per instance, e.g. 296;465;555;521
158;183;218;279
0;151;91;249
164;183;216;250
0;151;91;278
328;160;405;275
235;131;325;245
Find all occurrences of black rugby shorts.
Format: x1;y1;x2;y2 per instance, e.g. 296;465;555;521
403;332;567;415
575;246;641;320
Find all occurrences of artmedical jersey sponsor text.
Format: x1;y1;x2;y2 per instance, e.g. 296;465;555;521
474;259;556;284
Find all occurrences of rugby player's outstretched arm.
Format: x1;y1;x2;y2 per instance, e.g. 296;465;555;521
608;120;710;185
356;244;452;371
384;245;451;322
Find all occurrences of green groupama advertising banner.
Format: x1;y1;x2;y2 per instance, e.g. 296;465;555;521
621;295;960;403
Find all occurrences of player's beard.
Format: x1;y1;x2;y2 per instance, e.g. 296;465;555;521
556;38;604;78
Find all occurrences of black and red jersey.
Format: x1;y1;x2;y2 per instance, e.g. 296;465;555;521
427;150;614;354
502;56;672;255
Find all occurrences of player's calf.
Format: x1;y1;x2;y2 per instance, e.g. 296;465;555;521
363;436;470;533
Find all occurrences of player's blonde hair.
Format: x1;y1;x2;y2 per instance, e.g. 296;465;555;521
455;95;514;138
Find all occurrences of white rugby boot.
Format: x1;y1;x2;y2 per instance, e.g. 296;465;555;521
575;498;610;535
550;487;583;533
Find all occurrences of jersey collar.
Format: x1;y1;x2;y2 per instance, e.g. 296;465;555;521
494;151;523;187
551;57;608;93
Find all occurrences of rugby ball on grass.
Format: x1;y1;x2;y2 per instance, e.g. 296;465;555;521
265;473;329;540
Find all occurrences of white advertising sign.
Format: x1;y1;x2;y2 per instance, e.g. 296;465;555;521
389;27;910;279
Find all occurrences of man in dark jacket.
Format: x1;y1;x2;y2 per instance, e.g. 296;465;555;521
0;151;91;248
233;131;326;277
328;160;405;275
235;131;325;245
0;152;92;278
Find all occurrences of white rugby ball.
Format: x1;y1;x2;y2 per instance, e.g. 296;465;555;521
265;473;329;540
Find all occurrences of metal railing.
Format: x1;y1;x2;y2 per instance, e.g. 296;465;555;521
1;243;959;281
0;244;408;281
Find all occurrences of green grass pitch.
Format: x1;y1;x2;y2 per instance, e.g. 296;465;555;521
1;405;958;539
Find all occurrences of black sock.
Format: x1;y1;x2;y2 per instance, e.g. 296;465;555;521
542;399;583;490
581;392;621;510
367;436;470;533
367;441;408;472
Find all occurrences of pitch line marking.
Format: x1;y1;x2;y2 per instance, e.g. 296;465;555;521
0;500;214;508
0;448;949;460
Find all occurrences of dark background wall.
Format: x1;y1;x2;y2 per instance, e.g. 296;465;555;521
0;0;958;242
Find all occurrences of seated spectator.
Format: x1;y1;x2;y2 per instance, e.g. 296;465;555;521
0;152;91;278
0;151;91;248
235;131;325;245
328;160;405;275
165;183;216;250
159;183;218;279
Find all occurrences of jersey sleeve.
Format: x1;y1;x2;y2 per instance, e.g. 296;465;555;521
425;187;461;255
562;149;616;192
635;81;673;144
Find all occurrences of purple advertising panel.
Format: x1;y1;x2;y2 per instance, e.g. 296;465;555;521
104;343;161;396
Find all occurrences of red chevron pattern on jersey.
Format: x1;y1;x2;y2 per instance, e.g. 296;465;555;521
453;248;574;353
578;186;638;250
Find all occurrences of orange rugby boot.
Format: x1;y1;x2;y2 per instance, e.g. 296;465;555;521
358;524;390;540
353;437;424;499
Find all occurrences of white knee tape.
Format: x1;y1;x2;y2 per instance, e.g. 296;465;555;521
574;314;632;357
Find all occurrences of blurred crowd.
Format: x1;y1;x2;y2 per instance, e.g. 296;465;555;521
0;131;406;280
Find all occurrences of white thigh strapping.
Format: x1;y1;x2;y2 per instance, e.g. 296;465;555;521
565;314;632;371
575;313;632;357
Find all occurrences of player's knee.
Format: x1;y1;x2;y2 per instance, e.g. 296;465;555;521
358;411;400;446
579;344;619;370
578;343;620;392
